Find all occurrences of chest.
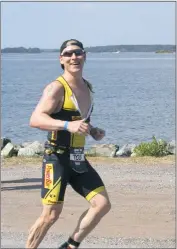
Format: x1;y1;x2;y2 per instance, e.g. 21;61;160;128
72;86;91;118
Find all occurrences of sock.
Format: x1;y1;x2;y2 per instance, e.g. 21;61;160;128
58;241;70;249
67;237;80;248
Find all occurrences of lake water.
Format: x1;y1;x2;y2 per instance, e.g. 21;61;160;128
1;52;175;148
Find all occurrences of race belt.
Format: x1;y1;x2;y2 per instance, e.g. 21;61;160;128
70;147;88;173
70;133;88;173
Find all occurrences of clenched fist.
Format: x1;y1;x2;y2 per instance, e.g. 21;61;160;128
90;127;105;141
67;119;91;135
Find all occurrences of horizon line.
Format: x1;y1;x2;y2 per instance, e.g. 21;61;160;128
1;44;176;50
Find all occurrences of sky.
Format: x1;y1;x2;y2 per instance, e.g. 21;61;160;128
1;1;176;49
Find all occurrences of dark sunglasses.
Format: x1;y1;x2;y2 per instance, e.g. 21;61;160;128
61;49;85;57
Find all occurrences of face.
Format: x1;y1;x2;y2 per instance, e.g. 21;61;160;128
60;45;86;74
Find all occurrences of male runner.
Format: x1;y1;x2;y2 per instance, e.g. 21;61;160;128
26;39;111;249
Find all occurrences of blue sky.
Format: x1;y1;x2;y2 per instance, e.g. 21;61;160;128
1;2;175;49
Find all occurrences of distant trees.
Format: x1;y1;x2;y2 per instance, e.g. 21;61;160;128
1;45;176;53
1;47;41;53
44;45;176;53
84;45;176;53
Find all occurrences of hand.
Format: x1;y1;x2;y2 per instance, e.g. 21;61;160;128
67;119;90;135
90;127;105;141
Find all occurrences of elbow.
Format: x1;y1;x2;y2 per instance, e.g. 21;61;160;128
29;118;36;128
29;120;35;128
29;113;39;128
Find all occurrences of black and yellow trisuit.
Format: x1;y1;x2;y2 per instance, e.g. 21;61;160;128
41;76;105;205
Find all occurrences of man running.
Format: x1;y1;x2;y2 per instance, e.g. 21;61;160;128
26;39;111;249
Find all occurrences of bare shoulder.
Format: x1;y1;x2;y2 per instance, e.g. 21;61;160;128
33;80;64;115
43;80;64;98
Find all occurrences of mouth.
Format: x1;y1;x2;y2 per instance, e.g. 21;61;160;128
70;62;80;66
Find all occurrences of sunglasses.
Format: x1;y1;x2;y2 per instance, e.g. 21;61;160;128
61;49;85;57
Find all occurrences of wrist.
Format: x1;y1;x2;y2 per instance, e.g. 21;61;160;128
63;121;69;131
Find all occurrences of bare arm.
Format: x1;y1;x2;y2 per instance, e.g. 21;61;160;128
29;81;65;131
30;81;91;135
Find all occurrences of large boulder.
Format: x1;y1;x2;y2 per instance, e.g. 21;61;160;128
1;142;15;158
85;144;119;157
21;141;35;148
116;144;136;157
13;144;22;155
167;140;176;154
18;141;44;157
18;147;38;157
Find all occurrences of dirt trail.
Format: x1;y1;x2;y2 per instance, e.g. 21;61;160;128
1;158;175;248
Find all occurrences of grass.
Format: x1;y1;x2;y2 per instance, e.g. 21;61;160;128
87;155;175;165
1;154;175;167
134;136;171;157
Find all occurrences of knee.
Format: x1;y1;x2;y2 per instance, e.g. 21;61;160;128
41;208;61;226
48;211;60;225
100;199;111;215
93;198;111;216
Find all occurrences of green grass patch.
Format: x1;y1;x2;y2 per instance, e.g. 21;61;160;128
134;136;171;157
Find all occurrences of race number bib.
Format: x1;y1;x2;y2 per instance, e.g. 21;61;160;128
70;147;88;173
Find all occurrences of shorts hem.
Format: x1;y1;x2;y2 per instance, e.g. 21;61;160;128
42;199;63;205
85;186;105;201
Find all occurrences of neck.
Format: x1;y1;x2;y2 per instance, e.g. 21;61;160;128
62;71;84;86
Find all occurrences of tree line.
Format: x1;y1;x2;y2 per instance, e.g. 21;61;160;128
1;45;176;53
1;47;41;53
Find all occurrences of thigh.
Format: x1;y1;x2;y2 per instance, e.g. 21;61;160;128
41;151;70;205
69;159;106;201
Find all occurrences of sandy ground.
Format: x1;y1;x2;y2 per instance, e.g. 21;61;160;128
1;157;176;248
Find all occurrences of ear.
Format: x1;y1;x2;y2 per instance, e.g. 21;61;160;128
59;55;64;66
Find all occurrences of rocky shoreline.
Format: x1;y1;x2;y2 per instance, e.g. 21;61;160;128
1;137;175;158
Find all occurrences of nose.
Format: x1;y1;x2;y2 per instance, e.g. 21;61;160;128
71;52;77;58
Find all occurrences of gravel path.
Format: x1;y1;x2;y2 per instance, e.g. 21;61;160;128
1;159;175;248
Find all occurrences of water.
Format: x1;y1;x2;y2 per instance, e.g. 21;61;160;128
1;52;175;148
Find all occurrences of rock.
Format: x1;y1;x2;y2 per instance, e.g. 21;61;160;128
110;150;117;158
1;137;11;150
116;144;136;157
131;152;137;157
27;141;44;154
18;141;44;157
85;144;119;157
21;141;34;148
167;140;176;154
1;142;15;158
13;144;22;156
85;147;97;157
18;147;39;157
158;139;167;146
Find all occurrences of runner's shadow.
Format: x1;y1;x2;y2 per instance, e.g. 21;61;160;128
1;178;41;184
1;178;42;191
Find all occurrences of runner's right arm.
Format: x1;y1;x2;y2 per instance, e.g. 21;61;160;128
30;81;90;134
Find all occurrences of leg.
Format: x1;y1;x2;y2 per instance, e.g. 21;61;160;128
61;160;111;248
70;190;111;244
26;203;63;248
26;151;69;248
